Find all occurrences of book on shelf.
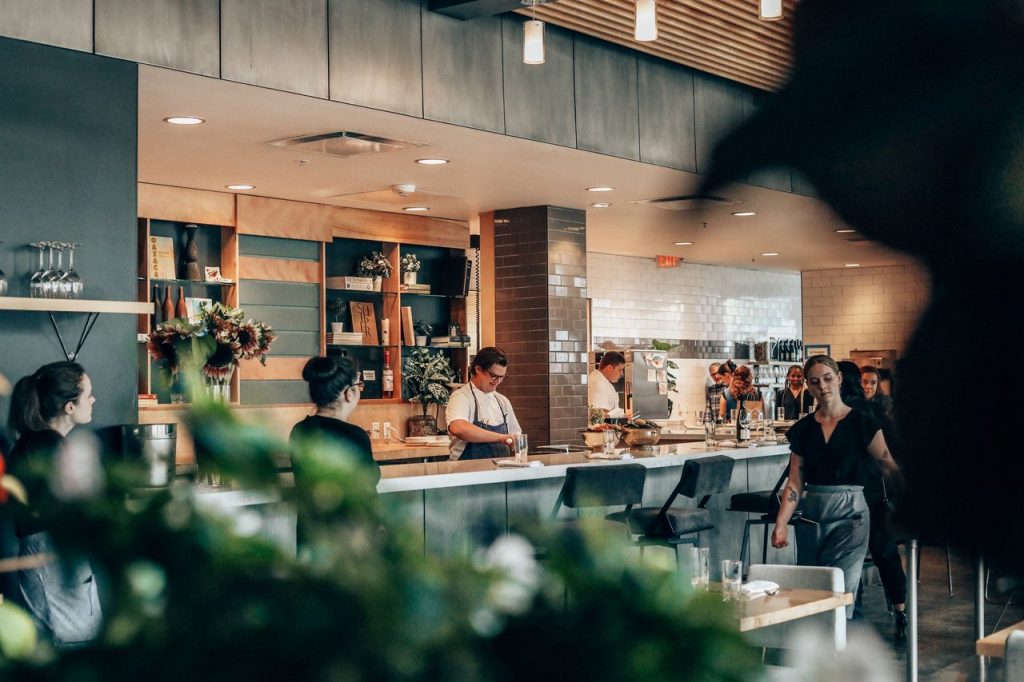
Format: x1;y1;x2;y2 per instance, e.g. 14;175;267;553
349;301;379;345
401;306;415;346
138;393;159;407
327;332;364;345
325;276;374;291
430;335;470;348
400;283;431;293
148;235;176;280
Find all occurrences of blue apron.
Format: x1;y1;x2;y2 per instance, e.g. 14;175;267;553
460;383;510;460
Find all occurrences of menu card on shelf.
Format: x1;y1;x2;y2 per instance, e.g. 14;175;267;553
148;236;176;280
349;301;379;346
401;306;415;346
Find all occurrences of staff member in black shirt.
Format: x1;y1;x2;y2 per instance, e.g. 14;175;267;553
776;364;813;419
771;355;903;626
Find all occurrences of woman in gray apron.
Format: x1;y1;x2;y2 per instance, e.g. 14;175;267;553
771;355;903;622
6;361;102;647
445;347;522;460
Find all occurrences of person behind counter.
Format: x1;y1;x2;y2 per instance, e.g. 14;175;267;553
290;356;379;485
720;364;760;421
446;346;522;460
6;361;101;647
588;351;626;419
860;366;894;419
705;362;727;416
776;364;814;420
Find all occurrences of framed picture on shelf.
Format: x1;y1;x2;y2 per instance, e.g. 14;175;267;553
185;297;213;324
204;266;231;283
804;344;831;359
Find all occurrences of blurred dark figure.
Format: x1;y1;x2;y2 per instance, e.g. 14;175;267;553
702;0;1024;569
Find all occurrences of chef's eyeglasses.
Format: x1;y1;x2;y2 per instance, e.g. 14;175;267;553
486;368;507;382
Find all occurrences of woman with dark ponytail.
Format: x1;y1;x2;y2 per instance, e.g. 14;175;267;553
6;361;101;647
289;355;378;485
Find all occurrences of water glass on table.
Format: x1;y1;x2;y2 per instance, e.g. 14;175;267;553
776;407;786;422
602;430;618;455
514;433;529;464
721;559;743;601
687;546;710;590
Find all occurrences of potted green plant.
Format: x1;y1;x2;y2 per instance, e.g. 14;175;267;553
356;251;392;291
326;299;347;334
401;346;458;436
413;319;432;346
400;253;421;286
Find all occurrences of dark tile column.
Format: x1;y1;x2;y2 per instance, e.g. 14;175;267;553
493;206;588;446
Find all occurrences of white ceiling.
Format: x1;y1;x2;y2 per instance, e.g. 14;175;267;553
138;65;910;273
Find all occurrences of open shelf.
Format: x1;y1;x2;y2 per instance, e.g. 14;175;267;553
0;297;154;314
327;344;400;349
325;288;397;296
141;278;235;287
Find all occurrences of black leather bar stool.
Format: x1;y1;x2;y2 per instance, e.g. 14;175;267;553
727;466;792;566
625;455;735;562
550;463;647;531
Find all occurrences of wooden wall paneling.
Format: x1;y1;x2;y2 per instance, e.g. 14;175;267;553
693;71;752;177
0;0;93;52
421;7;505;134
330;206;469;249
500;16;576;148
328;0;423;117
94;0;220;76
220;0;328;98
239;256;321;283
479;211;496;347
241;280;319;307
251;330;319;357
238;234;321;260
241;305;320;332
137;183;236;226
236;194;333;241
638;54;697;172
239;356;309;381
573;35;640;161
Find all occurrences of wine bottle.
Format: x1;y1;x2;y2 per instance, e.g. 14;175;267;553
735;399;750;442
162;285;174;322
382;349;394;399
175;286;188;320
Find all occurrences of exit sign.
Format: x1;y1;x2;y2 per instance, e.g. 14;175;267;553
656;255;680;268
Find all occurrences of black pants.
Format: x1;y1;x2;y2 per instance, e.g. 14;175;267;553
868;500;907;605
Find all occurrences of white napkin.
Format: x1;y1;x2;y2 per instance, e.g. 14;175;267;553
720;440;759;448
495;459;543;468
741;580;780;598
585;451;634;460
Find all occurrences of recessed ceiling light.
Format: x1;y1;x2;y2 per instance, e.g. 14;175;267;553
586;186;614;192
845;263;861;268
674;241;694;246
760;252;779;256
226;184;255;190
415;158;449;165
835;228;856;234
590;202;611;208
164;116;205;125
732;211;757;217
403;206;429;212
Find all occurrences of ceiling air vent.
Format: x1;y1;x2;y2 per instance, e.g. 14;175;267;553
629;194;740;211
267;131;425;158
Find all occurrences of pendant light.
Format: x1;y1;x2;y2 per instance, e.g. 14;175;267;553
759;0;783;21
522;0;545;65
635;0;657;42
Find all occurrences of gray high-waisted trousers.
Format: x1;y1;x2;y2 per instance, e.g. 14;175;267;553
794;484;870;619
18;531;102;647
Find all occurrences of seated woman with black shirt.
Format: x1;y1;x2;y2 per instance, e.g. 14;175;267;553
290;356;379;486
771;355;904;632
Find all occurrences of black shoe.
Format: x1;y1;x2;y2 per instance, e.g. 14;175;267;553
894;611;908;643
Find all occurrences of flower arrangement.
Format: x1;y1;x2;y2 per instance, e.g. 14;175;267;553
147;302;275;388
356;251;393;280
400;253;421;273
402;347;457;417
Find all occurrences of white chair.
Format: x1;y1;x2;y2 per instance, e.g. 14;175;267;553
1007;630;1024;682
746;564;847;653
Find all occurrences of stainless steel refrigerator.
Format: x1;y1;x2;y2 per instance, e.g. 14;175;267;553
594;350;670;420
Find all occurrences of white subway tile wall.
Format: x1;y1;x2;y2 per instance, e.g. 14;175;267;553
588;253;802;344
801;262;931;362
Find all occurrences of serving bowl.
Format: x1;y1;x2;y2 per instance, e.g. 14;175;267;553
581;430;612;449
622;427;660;448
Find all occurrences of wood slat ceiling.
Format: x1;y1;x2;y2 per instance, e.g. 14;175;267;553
516;0;797;91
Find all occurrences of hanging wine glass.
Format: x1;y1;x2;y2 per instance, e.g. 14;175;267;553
29;242;46;298
63;242;82;299
40;241;59;298
53;242;68;299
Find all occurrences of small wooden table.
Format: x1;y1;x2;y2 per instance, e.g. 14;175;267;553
976;621;1024;657
732;587;853;632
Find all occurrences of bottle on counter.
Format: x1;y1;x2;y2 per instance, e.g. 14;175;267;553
175;286;188;320
736;399;750;442
382;348;394;399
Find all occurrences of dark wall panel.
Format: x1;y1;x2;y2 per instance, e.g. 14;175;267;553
421;6;505;133
240;281;319;308
694;71;751;177
501;16;575;148
573;36;639;160
638;54;697;171
239;380;310;405
0;37;137;430
242;305;320;331
329;0;423;117
239;235;320;260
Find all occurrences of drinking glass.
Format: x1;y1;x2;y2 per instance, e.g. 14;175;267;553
29;242;46;298
53;242;69;298
514;433;529;464
602;430;618;455
721;559;743;601
776;407;786;421
687;547;710;589
729;408;738;423
703;412;716;448
40;242;59;298
63;242;82;299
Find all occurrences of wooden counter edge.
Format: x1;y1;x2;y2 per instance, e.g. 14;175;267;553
976;620;1024;657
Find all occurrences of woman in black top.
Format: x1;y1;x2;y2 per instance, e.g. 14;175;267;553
771;355;903;629
776;365;813;420
7;361;101;647
289;356;379;486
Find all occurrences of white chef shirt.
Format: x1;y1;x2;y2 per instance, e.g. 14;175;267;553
445;382;522;459
588;369;624;417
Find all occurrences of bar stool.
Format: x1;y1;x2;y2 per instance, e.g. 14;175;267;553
549;463;647;530
727;466;794;566
625;455;735;562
